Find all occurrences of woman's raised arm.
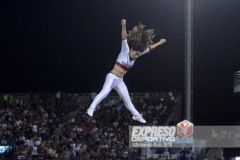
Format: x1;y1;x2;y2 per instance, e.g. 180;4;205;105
121;19;128;39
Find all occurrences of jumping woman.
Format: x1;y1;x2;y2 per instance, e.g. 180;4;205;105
87;19;166;123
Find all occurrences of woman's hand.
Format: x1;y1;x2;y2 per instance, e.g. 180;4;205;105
159;39;166;44
121;19;126;26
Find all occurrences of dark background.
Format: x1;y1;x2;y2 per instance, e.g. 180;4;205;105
1;0;240;125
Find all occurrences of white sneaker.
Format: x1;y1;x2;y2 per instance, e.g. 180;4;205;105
87;108;94;117
132;114;146;123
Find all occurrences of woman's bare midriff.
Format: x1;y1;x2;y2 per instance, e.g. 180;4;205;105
111;64;127;78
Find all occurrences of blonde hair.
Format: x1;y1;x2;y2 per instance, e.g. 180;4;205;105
127;23;155;52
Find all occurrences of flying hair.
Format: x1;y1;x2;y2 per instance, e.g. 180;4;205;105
127;23;155;52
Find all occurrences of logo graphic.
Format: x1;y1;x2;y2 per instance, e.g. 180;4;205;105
177;120;193;138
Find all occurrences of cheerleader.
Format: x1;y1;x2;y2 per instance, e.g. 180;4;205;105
87;19;166;123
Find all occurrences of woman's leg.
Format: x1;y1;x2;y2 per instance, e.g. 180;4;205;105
114;81;146;123
87;74;115;116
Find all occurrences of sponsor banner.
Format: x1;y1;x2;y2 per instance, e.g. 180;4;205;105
129;120;240;148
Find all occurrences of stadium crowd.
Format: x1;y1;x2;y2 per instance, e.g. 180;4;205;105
0;91;178;160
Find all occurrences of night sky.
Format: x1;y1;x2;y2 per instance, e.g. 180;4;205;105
1;0;240;125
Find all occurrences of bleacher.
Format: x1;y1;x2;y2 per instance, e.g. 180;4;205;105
0;92;181;160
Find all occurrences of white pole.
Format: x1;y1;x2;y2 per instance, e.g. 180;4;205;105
185;0;193;122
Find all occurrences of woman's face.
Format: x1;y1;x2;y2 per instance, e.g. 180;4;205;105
129;48;141;60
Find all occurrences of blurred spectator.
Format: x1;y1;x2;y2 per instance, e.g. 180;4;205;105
55;90;61;106
144;91;149;105
29;92;34;105
3;93;9;107
91;91;97;102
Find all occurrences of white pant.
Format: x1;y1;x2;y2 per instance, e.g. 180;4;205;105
89;73;140;117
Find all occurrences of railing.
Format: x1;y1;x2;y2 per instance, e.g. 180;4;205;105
0;154;132;160
2;92;181;111
7;92;180;96
3;92;181;104
195;147;210;160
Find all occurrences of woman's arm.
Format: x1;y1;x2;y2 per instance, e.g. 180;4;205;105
149;39;166;50
120;19;129;53
121;19;128;39
138;39;166;57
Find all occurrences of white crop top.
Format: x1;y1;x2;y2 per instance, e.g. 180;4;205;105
116;39;150;71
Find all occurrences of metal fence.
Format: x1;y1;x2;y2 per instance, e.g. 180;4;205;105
0;154;131;160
